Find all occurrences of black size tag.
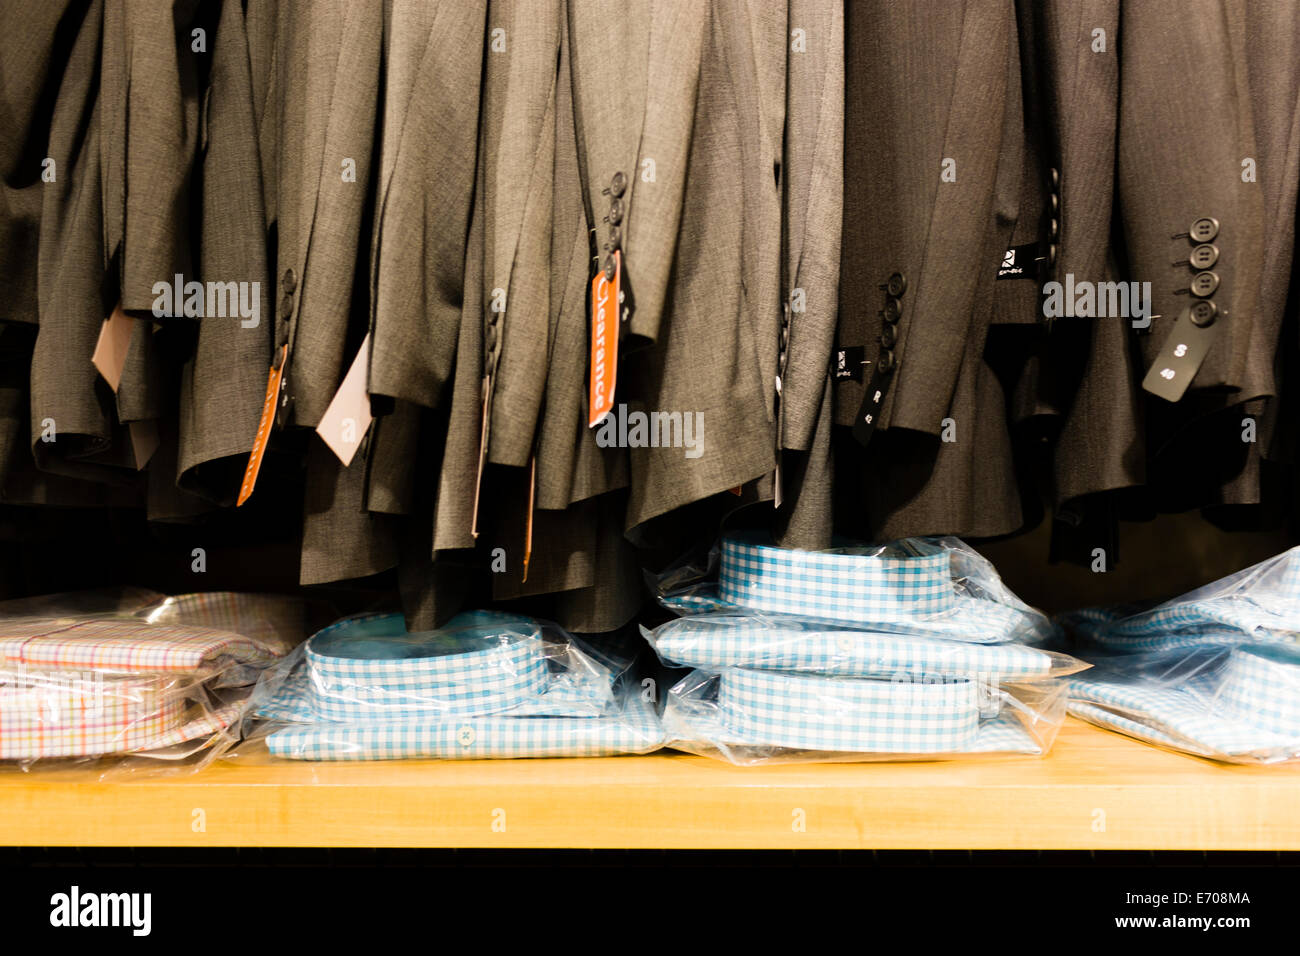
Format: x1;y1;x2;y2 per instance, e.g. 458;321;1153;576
996;242;1042;281
1141;306;1220;402
851;365;891;445
833;346;866;382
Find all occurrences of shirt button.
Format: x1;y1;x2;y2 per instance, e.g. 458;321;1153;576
880;324;897;348
877;349;896;374
1049;218;1059;239
457;726;476;747
1050;167;1060;188
1050;193;1059;214
886;272;907;297
608;197;624;225
1190;217;1219;242
1189;300;1218;327
1190;270;1220;297
836;635;855;654
882;296;903;323
602;253;616;281
610;171;626;197
1049;243;1059;267
485;324;499;350
1189;243;1219;269
281;268;297;293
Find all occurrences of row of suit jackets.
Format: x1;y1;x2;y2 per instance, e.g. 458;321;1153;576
1;0;1298;633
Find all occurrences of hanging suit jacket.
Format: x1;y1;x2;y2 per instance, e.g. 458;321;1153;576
27;0;144;486
1117;0;1300;515
179;0;276;504
568;0;788;534
533;7;628;511
0;0;81;499
834;0;1026;541
773;0;842;550
1028;0;1144;512
259;0;390;586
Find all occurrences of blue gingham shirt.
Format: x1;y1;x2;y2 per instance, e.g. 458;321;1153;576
1061;546;1300;651
266;684;663;761
252;611;659;760
643;615;1076;681
660;533;1057;645
1067;642;1300;762
662;668;1056;761
651;535;1069;760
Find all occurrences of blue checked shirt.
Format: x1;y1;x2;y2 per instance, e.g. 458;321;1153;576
643;615;1076;681
252;611;659;759
650;535;1069;761
266;684;664;761
1061;546;1300;651
660;533;1057;645
662;668;1055;760
1067;643;1300;762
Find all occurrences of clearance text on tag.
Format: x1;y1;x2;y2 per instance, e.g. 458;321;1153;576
588;250;621;428
91;304;135;392
316;333;374;466
237;343;288;506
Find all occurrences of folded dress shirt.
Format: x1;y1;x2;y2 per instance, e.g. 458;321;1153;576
1061;546;1300;651
652;535;1074;764
660;532;1056;644
1068;643;1300;762
1062;548;1300;762
645;612;1077;680
253;611;664;760
0;601;291;761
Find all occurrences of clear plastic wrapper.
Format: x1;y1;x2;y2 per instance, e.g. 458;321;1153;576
644;612;1085;681
0;590;317;776
1067;642;1300;763
1058;547;1300;762
655;532;1058;645
1059;545;1300;651
243;610;664;760
662;669;1066;765
648;534;1076;764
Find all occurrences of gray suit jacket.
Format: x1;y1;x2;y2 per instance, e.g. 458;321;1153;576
178;0;276;504
836;0;1019;437
1117;0;1299;512
28;0;141;486
567;1;784;533
773;0;842;550
367;0;485;414
835;0;1026;541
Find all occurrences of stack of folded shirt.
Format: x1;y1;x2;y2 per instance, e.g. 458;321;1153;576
649;533;1084;765
0;591;305;764
1061;547;1300;763
250;611;664;760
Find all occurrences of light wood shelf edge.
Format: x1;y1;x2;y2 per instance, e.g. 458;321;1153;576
6;719;1299;850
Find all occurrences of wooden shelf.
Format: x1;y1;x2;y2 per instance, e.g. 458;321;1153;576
4;718;1299;849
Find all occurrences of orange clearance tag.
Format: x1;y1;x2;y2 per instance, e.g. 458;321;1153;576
588;249;621;428
237;343;288;506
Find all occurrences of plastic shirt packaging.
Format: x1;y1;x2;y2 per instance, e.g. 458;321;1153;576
1059;545;1300;651
1061;547;1300;763
243;611;664;760
648;534;1083;765
0;589;318;776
